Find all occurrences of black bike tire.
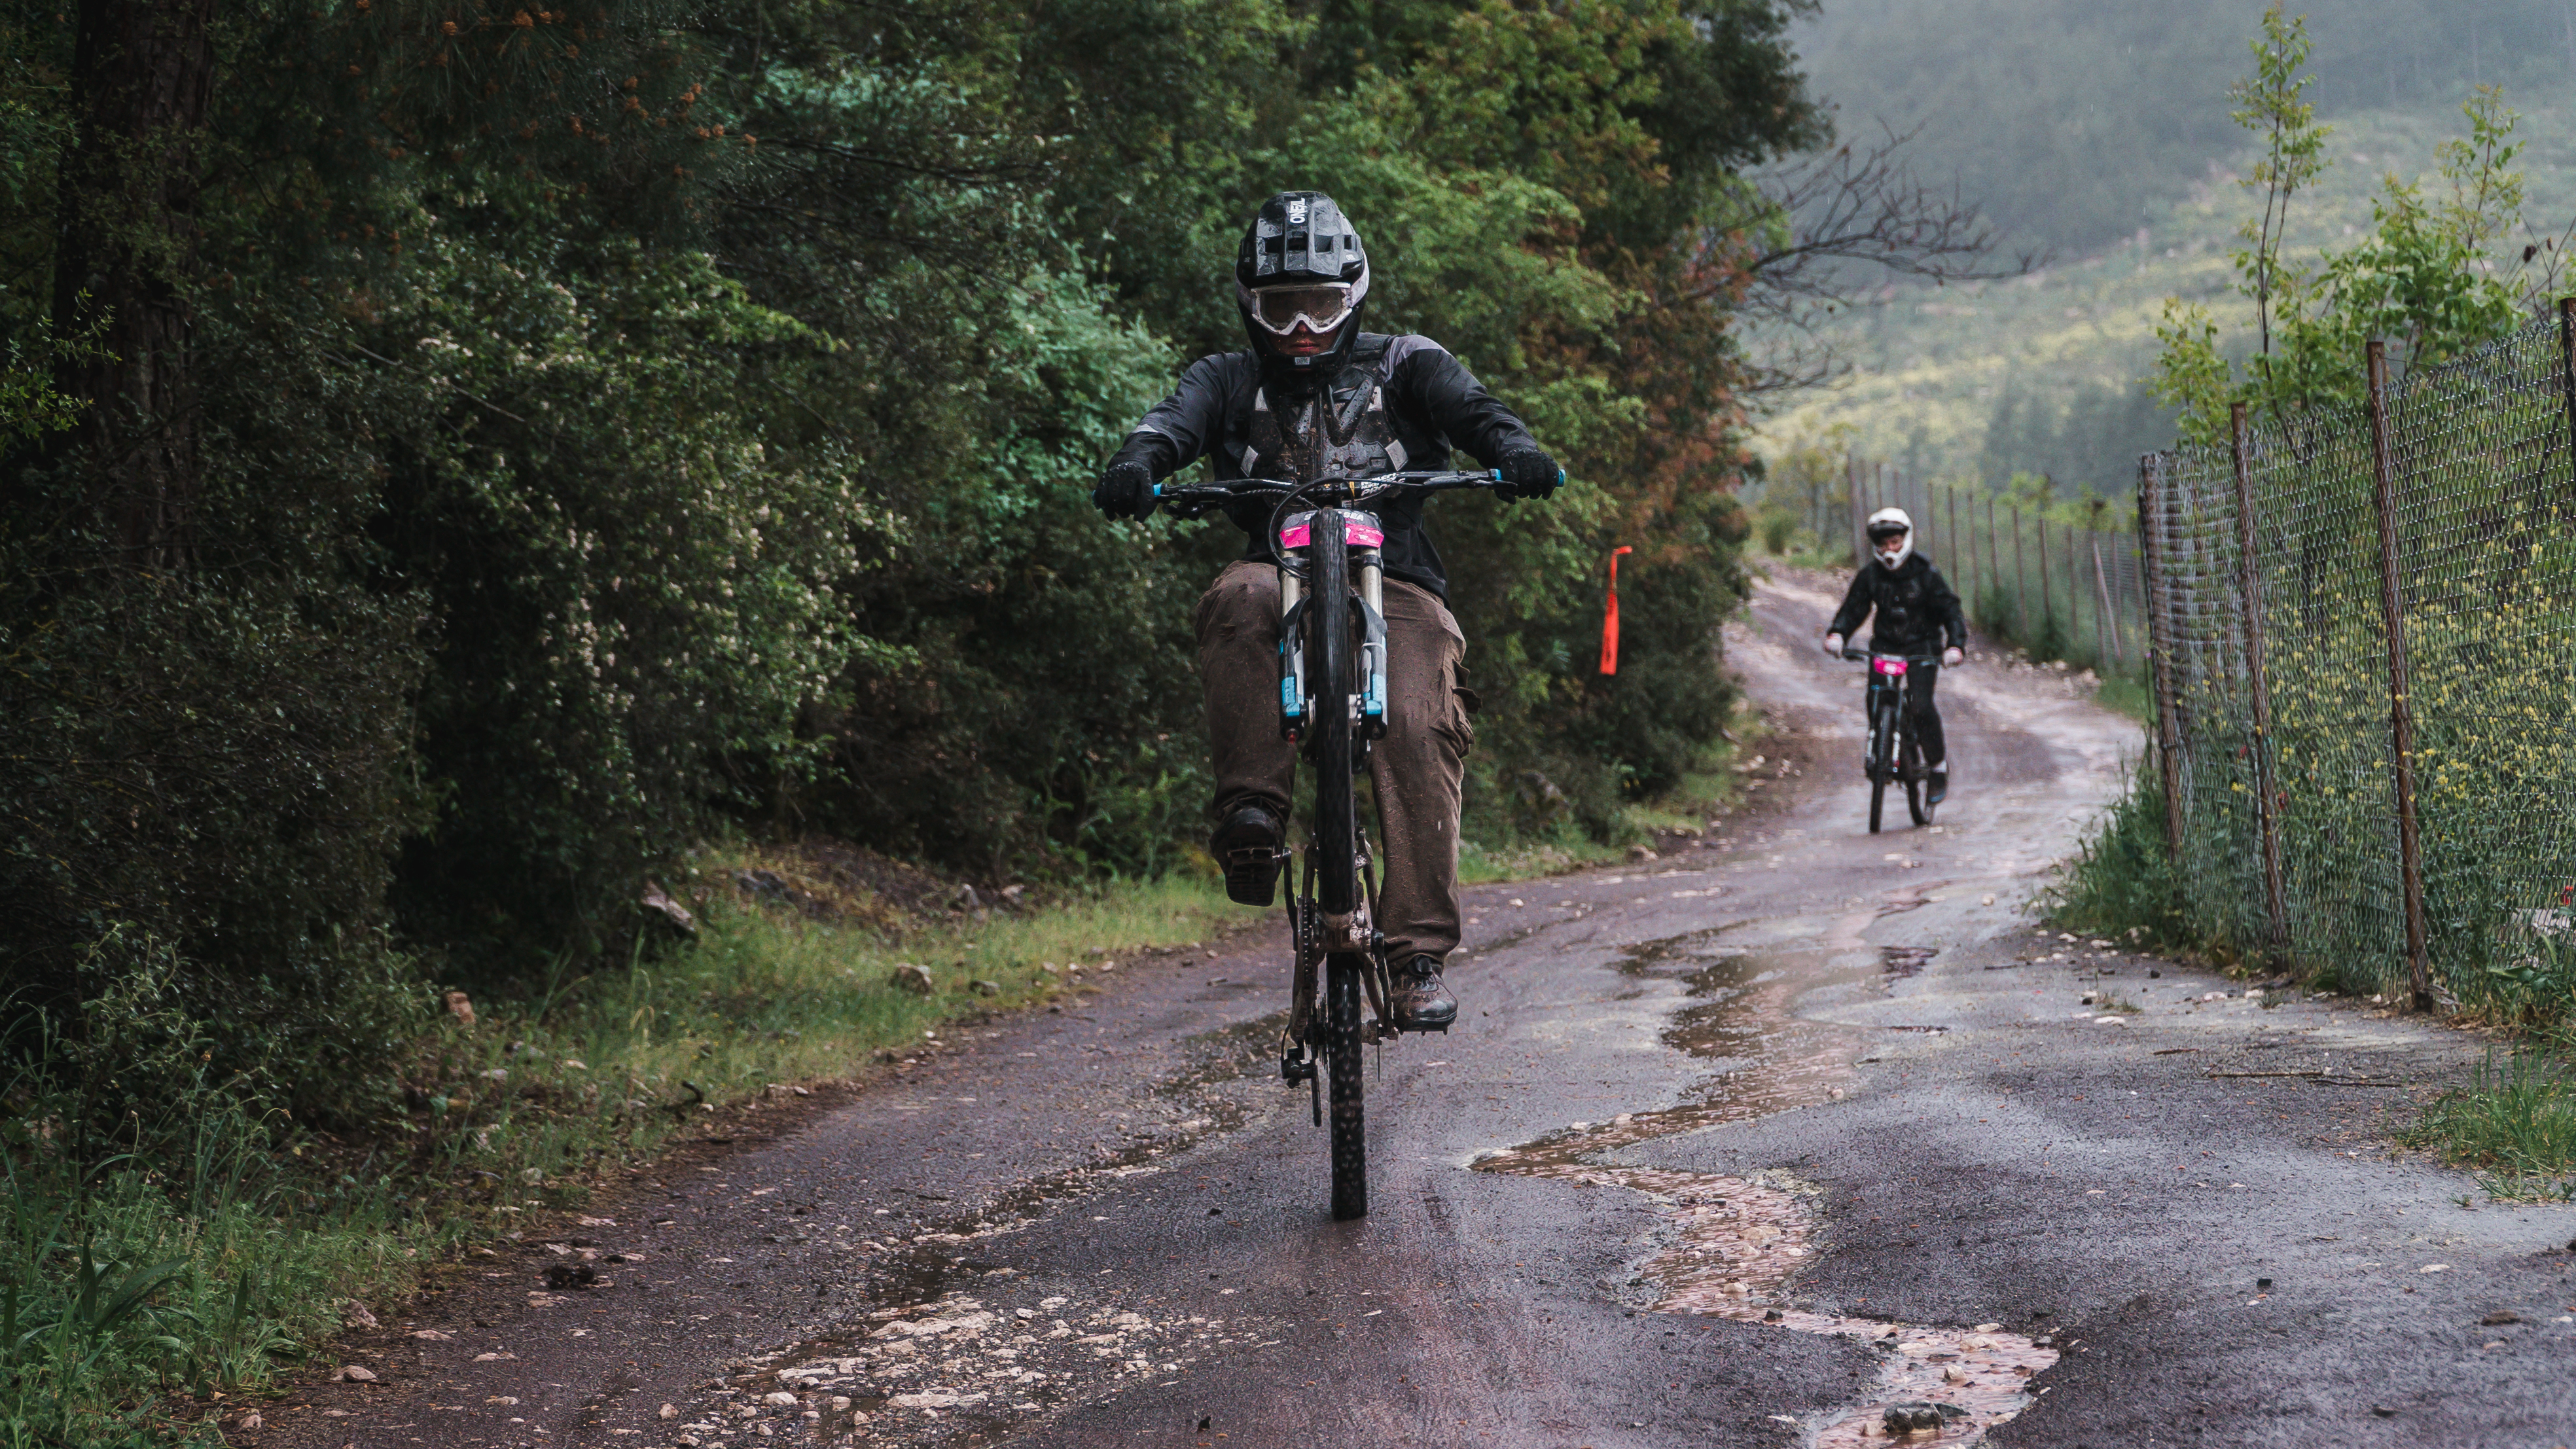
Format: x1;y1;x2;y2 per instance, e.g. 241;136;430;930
1867;705;1889;835
1326;954;1367;1220
1905;732;1929;827
1307;511;1368;1219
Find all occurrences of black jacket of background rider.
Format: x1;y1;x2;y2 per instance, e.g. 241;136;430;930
1828;552;1969;656
1104;333;1537;601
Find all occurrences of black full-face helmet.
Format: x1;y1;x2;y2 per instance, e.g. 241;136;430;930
1234;190;1370;390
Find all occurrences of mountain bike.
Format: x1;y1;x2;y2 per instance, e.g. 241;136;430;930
1840;647;1945;834
1156;469;1499;1220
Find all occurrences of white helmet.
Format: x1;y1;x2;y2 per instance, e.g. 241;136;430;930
1866;507;1913;569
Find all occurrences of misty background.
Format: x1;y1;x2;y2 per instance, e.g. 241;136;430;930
1766;0;2576;497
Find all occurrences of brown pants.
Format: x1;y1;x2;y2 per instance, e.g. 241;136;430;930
1193;560;1471;962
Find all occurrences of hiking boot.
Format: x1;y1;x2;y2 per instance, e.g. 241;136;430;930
1389;954;1458;1031
1926;768;1948;807
1209;802;1285;907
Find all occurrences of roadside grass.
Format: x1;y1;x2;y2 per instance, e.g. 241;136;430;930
2048;763;2193;956
2091;671;2153;726
0;1095;427;1449
2403;1052;2576;1203
1;866;1242;1447
393;863;1247;1223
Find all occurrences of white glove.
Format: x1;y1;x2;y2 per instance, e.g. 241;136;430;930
1822;632;1844;658
1942;645;1964;667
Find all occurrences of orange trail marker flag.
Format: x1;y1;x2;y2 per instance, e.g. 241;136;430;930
1600;546;1634;675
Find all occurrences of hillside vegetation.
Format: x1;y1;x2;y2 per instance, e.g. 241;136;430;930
1770;1;2576;490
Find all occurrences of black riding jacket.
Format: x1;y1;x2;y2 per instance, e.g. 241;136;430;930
1829;553;1968;655
1106;333;1539;599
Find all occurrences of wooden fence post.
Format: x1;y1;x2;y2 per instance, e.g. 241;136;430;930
2230;402;2291;957
1848;457;1868;567
2091;537;2126;668
2363;340;2435;1011
1946;484;1964;613
2137;453;2187;862
2036;487;2053;642
1986;493;2001;632
2559;296;2576;510
2011;502;2028;638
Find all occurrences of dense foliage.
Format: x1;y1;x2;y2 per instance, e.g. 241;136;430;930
0;0;1821;1118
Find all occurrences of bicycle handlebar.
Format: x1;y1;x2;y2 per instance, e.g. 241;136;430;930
1153;470;1499;520
1839;647;1950;665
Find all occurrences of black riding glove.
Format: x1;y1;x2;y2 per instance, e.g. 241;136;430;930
1092;458;1158;521
1494;448;1563;503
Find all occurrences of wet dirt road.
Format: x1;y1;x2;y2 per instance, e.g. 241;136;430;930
265;574;2576;1449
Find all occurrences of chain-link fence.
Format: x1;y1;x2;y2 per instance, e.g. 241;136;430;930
1840;460;2147;675
2140;304;2576;1003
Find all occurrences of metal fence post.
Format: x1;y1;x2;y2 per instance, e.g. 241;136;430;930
2230;403;2291;956
2363;340;2435;1010
2138;453;2187;862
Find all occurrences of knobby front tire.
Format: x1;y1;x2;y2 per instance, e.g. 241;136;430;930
1867;707;1892;836
1904;728;1932;827
1326;954;1367;1220
1306;511;1368;1220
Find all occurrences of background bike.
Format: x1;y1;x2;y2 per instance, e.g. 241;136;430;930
1840;647;1945;834
1158;469;1497;1220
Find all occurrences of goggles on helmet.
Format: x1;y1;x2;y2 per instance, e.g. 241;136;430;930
1867;522;1911;543
1247;283;1358;337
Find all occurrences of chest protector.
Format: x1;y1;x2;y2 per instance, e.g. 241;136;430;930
1242;340;1406;484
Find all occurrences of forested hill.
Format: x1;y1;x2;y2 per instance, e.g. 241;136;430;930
1795;0;2576;256
1770;0;2576;495
0;0;1818;1113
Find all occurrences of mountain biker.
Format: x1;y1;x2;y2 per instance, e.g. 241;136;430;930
1821;507;1967;806
1091;190;1562;1032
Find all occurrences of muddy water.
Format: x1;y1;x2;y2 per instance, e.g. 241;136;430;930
1475;933;2060;1444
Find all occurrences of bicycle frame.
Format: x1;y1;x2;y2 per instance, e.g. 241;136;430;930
1156;469;1497;1217
1843;647;1944;832
1865;655;1917;786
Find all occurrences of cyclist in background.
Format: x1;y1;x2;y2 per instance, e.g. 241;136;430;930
1821;507;1967;806
1090;190;1562;1031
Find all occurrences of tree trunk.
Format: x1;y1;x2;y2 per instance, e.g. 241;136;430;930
50;0;219;573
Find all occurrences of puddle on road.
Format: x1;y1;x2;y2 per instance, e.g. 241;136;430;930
1476;931;2060;1444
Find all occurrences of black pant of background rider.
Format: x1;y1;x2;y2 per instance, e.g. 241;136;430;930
1827;550;1968;776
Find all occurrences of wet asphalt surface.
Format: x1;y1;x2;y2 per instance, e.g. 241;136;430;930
256;573;2576;1449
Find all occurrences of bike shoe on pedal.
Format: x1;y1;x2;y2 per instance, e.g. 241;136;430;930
1927;767;1948;806
1389;954;1458;1031
1210;802;1285;907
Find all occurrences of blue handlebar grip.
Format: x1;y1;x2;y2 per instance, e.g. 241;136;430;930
1490;469;1503;480
1151;483;1165;496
